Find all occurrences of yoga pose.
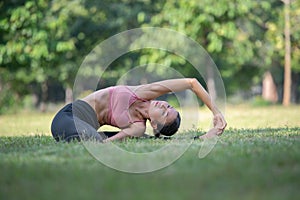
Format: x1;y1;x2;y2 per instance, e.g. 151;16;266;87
51;78;227;142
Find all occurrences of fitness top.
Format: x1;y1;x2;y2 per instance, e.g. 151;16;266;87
108;86;146;128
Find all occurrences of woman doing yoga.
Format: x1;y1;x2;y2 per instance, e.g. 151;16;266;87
51;78;227;142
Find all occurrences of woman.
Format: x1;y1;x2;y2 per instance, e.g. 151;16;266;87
51;78;227;142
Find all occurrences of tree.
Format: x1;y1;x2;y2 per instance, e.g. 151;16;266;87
265;0;300;104
140;0;273;95
0;0;81;110
282;0;292;106
0;0;166;111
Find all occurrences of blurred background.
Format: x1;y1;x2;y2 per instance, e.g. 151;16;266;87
0;0;300;114
1;2;300;199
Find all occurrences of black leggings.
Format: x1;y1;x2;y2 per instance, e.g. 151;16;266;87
51;100;118;142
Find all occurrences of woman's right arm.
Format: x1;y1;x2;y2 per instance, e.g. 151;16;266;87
136;78;219;113
134;78;194;100
188;78;227;136
136;78;226;135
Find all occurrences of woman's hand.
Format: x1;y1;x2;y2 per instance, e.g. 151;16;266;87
213;113;227;135
199;113;227;139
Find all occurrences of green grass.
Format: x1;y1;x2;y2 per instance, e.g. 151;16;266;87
0;105;300;200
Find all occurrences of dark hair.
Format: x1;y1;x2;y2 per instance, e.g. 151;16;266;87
154;112;181;137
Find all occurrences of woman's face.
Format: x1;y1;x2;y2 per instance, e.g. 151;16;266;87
149;100;178;126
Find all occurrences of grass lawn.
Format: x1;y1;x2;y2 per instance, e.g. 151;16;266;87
0;104;300;200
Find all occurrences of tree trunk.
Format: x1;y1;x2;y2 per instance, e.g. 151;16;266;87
262;71;278;103
39;81;48;112
65;86;73;104
283;0;292;106
291;72;299;103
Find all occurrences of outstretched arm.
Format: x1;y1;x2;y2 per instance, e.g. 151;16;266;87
188;78;227;137
188;79;227;137
136;78;227;136
136;78;221;113
189;78;220;114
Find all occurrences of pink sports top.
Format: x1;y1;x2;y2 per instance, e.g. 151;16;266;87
107;86;147;128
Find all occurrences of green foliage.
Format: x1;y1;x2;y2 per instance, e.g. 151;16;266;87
265;0;300;72
141;0;279;94
0;0;300;110
0;0;81;109
0;84;19;114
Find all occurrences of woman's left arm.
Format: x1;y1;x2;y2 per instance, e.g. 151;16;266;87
103;123;146;142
